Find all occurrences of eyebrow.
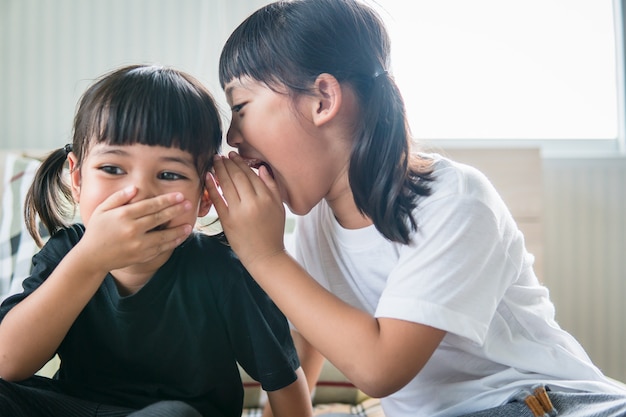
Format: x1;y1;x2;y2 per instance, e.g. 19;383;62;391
224;81;251;99
224;85;238;100
159;155;196;168
91;147;195;168
90;147;129;157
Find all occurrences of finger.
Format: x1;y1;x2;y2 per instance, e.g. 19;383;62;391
138;223;193;261
150;223;193;249
134;199;193;232
97;186;137;212
212;155;244;203
224;152;268;196
206;172;229;218
211;155;233;198
123;192;187;221
258;165;282;203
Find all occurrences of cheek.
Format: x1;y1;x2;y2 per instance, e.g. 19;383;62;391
167;190;204;226
75;186;113;226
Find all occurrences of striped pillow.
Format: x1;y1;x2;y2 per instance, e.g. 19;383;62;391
0;152;45;300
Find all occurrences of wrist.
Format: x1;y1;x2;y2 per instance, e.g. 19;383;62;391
243;248;288;273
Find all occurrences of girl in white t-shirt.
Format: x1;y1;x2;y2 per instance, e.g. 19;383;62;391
208;0;626;416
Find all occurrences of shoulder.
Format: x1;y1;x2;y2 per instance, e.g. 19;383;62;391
179;231;239;264
35;224;85;261
175;231;251;288
421;152;498;202
50;223;85;241
1;224;85;314
415;152;511;224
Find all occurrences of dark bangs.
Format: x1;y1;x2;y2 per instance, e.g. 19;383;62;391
74;65;222;172
219;0;386;96
218;2;314;93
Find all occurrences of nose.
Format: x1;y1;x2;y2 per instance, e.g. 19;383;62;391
127;176;159;204
226;125;241;148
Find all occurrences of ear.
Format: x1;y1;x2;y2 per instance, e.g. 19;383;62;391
67;152;82;203
197;188;213;218
311;73;342;127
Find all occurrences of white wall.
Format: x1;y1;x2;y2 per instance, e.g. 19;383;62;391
0;0;268;150
543;157;626;383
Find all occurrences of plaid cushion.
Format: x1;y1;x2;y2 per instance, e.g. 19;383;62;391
239;360;387;416
241;398;385;417
0;152;46;300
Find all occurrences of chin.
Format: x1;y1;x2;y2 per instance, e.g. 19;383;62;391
285;201;314;217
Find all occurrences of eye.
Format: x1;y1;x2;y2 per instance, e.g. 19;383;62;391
99;165;124;175
158;171;187;181
231;103;246;113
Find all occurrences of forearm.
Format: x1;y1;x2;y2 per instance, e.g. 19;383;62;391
246;252;445;397
292;331;325;395
262;332;323;417
0;246;106;380
246;252;390;392
266;367;313;417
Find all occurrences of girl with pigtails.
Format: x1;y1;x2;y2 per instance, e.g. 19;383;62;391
208;1;626;416
0;64;311;417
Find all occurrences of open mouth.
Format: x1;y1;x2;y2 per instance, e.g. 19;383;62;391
244;158;274;179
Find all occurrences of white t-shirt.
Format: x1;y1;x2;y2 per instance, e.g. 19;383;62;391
293;154;626;417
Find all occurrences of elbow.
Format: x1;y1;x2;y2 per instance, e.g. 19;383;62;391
0;354;35;382
358;378;402;399
0;365;32;382
349;364;418;399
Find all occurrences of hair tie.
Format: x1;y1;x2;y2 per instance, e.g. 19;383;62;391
64;144;73;156
373;68;388;79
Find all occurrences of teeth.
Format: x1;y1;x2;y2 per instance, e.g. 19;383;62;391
241;157;273;178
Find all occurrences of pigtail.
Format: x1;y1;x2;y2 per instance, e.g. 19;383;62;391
24;146;74;247
349;73;432;244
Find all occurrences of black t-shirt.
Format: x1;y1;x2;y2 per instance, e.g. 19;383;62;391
0;225;299;417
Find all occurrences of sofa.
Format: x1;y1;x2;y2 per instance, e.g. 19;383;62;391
0;149;385;416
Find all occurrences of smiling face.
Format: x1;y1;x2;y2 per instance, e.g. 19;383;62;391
224;77;354;216
69;143;211;231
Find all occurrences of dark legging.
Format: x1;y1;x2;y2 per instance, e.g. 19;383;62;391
0;377;202;417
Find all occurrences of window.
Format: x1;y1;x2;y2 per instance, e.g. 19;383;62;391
371;0;625;156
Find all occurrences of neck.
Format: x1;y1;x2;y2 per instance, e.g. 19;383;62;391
325;168;373;230
110;251;171;296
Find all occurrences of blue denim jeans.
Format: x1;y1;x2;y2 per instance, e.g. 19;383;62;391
461;389;626;417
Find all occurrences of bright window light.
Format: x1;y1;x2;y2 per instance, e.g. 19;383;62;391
371;0;621;141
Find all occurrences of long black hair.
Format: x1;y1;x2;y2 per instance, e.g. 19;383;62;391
219;0;432;244
25;64;222;246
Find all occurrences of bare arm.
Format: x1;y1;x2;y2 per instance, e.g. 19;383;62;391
245;250;444;397
265;367;313;417
0;188;192;380
293;331;326;395
208;154;446;398
262;331;324;417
